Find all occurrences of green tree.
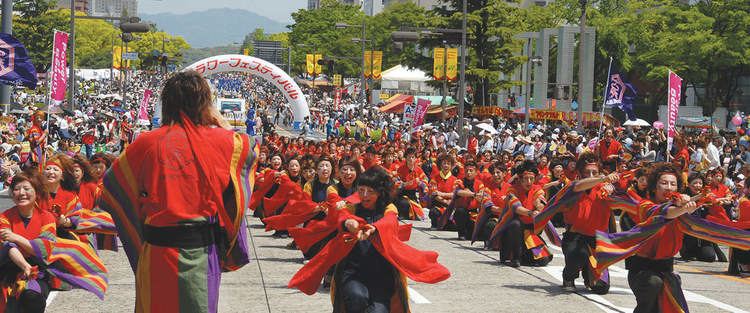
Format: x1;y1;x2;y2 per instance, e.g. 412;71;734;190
129;31;190;69
12;0;67;72
288;0;363;77
74;16;121;68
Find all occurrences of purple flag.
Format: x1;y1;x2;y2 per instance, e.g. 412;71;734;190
0;33;38;89
605;72;637;121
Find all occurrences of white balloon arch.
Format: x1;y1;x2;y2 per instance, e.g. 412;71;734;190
183;54;310;122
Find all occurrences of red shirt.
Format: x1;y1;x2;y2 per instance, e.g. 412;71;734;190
0;206;56;240
564;184;611;236
78;181;99;210
508;184;545;224
598;139;622;161
430;171;460;194
634;199;683;259
396;164;427;191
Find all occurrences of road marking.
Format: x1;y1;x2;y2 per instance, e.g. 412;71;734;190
675;263;750;285
46;291;58;307
408;286;430;304
542;260;750;313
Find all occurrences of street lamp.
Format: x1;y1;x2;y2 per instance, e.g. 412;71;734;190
335;21;367;103
577;0;588;131
525;55;543;133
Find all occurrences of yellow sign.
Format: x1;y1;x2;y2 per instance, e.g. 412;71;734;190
333;74;342;87
371;51;383;80
112;46;122;69
306;54;315;75
446;47;458;81
433;48;445;80
243;48;250;56
314;54;323;74
379;93;390;100
364;51;372;78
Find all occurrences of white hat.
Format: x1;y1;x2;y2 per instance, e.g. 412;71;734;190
0;143;11;153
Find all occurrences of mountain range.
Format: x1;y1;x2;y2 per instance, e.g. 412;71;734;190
141;8;289;48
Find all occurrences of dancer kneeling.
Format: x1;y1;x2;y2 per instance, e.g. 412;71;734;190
289;167;450;312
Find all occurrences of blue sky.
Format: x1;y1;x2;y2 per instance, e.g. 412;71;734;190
139;0;308;22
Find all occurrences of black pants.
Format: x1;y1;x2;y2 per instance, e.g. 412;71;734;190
394;190;418;220
729;247;750;274
680;235;716;262
626;256;677;313
453;207;475;238
341;279;392;313
500;219;523;262
562;232;609;294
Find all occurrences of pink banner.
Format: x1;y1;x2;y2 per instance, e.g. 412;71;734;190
49;31;69;110
414;98;431;127
667;71;682;153
333;88;342;110
138;89;152;122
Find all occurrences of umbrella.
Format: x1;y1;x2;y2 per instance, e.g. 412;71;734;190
475;123;498;134
111;106;126;113
623;118;650;127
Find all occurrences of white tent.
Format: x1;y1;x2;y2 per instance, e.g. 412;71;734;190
380;65;433;93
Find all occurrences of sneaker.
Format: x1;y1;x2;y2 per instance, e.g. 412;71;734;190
508;260;520;268
562;280;576;292
458;235;467;241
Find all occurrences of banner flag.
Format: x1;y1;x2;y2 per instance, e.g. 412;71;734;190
0;33;38;89
414;98;431;127
305;54;314;75
667;71;682;153
49;30;69;109
333;74;342;87
446;47;458;81
433;48;445;80
137;89;152;124
604;69;638;121
314;54;323;74
364;51;372;78
112;46;122;69
372;51;383;80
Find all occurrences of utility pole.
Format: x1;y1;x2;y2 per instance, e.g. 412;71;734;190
360;19;367;103
577;0;588;131
457;0;467;145
0;0;12;113
68;0;77;111
441;41;448;121
525;38;532;133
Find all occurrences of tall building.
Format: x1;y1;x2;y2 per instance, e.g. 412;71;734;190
88;0;138;17
308;0;320;10
56;0;90;13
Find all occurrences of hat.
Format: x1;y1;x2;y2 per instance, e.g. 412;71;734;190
0;143;11;153
568;131;581;139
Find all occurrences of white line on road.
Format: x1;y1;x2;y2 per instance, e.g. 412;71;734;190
543;244;749;313
408;287;431;304
46;291;58;307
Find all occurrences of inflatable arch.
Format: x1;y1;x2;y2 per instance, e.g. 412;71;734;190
183;54;310;122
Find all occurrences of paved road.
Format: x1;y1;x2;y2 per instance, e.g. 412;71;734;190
43;210;750;313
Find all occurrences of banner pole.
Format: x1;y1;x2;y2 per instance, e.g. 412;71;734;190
596;57;613;142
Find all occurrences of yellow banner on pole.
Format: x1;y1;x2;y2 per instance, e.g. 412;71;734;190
364;51;372;78
112;46;122;69
243;48;250;56
433;48;445;80
314;54;323;74
306;54;315;75
371;51;383;80
333;74;342;87
446;47;458;81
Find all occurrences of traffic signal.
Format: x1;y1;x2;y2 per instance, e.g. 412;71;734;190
317;59;334;73
119;22;151;33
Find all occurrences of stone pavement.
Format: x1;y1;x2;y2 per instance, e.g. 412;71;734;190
44;213;750;313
